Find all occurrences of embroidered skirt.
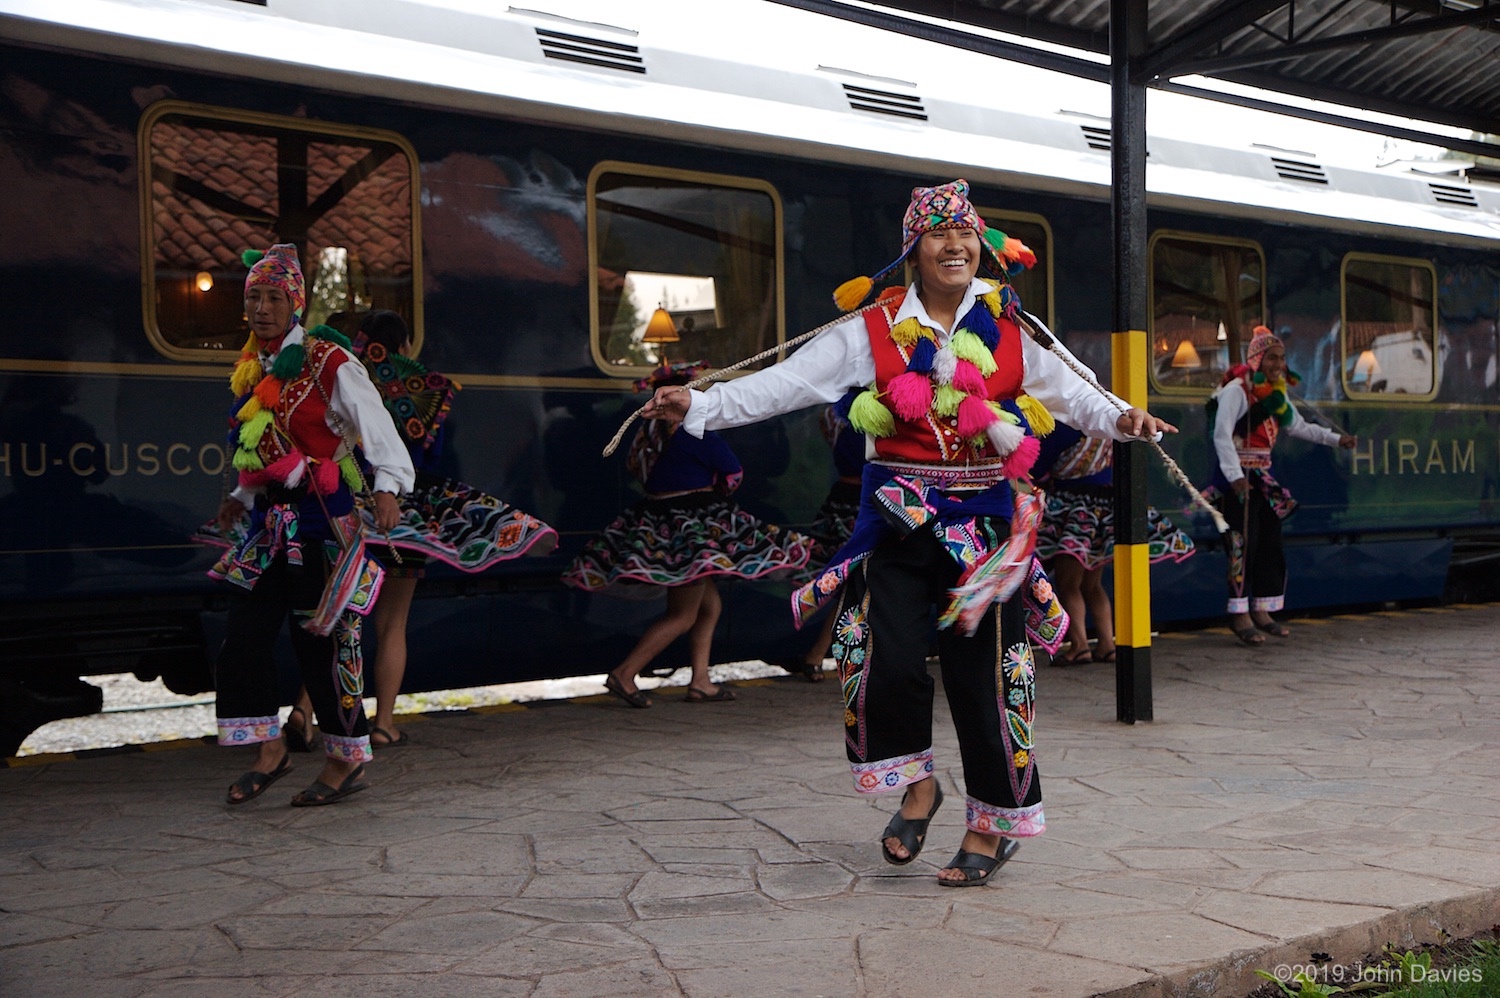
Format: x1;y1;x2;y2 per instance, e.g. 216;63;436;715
366;474;557;576
1035;486;1195;572
807;479;861;565
562;491;813;596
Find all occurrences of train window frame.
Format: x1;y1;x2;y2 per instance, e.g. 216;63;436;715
137;100;423;363
974;208;1054;332
1338;252;1439;403
1147;230;1267;397
587;161;785;379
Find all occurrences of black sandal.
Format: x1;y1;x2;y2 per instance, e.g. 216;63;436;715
226;754;292;805
289;764;368;807
283;706;317;752
683;684;736;703
937;839;1020;887
879;783;944;865
603;673;651;709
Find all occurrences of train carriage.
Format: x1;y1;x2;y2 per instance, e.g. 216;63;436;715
2;0;1497;751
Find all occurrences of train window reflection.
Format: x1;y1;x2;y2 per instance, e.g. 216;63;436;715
1340;254;1437;399
1148;232;1266;393
139;102;420;361
590;164;783;374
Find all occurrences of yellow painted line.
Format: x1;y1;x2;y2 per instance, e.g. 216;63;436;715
469;703;527;715
1294;618;1331;626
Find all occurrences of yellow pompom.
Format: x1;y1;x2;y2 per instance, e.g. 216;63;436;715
1016;393;1055;436
847;387;896;438
979;280;1003;317
833;276;874;312
235;396;262;422
950;331;998;376
232;447;265;472
889;317;923;349
230;356;263;397
237;409;274;449
933;384;966;418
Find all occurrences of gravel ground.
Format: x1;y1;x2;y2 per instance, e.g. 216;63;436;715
13;659;818;757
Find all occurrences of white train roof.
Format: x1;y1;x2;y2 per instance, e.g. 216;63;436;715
5;0;1500;249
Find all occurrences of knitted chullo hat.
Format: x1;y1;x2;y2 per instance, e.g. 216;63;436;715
242;243;306;321
1244;325;1283;371
832;179;1036;311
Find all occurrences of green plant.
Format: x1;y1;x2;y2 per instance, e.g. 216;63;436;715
1254;969;1345;997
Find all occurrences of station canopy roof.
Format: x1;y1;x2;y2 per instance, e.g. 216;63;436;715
777;1;1500;152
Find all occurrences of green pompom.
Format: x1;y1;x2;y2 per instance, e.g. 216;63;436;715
933;384;966;418
338;455;363;492
308;324;352;350
241;249;265;268
950;330;998;376
847;387;896;438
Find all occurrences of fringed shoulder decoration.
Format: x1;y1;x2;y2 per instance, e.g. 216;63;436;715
307;323;352;351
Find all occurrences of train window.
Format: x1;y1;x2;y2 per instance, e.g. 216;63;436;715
589;163;783;374
1340;254;1438;400
1148;232;1266;393
139;102;420;361
978;210;1052;331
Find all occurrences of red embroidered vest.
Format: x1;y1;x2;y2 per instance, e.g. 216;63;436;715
863;295;1025;464
257;339;348;466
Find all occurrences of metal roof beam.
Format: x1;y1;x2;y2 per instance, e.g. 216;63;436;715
1137;0;1290;82
1168;4;1500;78
1159;79;1500;158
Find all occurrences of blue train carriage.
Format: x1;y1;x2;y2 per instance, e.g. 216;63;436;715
2;0;1498;752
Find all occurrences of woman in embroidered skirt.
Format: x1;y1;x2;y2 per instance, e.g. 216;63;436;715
1206;327;1355;645
350;310;557;746
1034;421;1194;666
563;362;813;707
637;180;1177;886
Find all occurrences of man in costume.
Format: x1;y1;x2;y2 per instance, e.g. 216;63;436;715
212;244;413;806
640;180;1174;885
1208;326;1355;645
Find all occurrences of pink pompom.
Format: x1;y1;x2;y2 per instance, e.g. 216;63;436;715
886;371;934;421
956;394;999;438
952;359;987;395
240;453;302;488
999;434;1041;480
309;458;341;496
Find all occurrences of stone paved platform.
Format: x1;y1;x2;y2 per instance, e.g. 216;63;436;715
3;604;1498;997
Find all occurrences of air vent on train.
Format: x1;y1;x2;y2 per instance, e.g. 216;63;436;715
535;28;644;74
1271;157;1328;184
843;85;927;121
1429;182;1479;207
1080;125;1111;152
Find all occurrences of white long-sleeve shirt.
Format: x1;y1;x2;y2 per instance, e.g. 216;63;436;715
1211;378;1342;484
230;325;415;506
683;279;1132;446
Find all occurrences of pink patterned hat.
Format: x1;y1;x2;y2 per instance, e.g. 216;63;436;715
1245;325;1283;370
832;179;1035;311
243;243;306;321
